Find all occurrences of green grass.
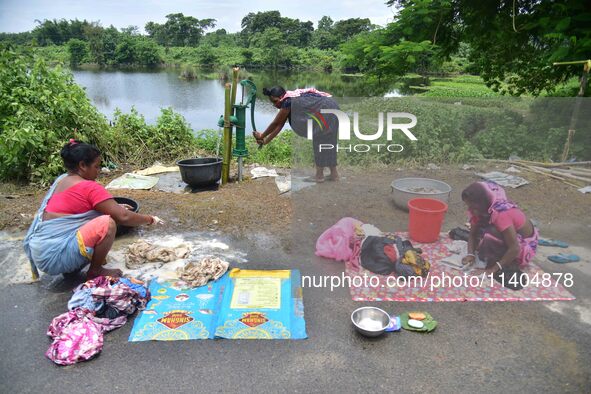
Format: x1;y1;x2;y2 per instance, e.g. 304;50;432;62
193;129;293;167
541;77;587;97
415;74;588;98
419;75;501;98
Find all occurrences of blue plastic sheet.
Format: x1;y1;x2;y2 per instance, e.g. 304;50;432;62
129;269;307;341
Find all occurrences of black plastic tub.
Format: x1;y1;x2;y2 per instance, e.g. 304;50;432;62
177;157;223;187
113;197;140;236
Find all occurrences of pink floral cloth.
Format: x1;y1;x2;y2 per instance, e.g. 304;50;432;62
46;309;102;366
315;217;362;262
46;276;149;366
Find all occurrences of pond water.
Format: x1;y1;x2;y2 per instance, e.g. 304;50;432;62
72;68;406;132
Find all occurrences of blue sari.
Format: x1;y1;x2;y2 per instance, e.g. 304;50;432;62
23;174;102;276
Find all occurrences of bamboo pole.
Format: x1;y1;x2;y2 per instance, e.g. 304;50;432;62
221;67;240;184
553;60;591;66
475;158;590;188
563;168;591;176
222;83;232;184
230;66;240;107
553;60;590;161
478;158;591;168
513;159;591;168
517;163;581;188
545;168;591;183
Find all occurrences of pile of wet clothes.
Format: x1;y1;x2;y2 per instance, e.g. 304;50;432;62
177;256;229;288
359;235;430;277
45;276;150;365
316;217;430;277
125;239;190;269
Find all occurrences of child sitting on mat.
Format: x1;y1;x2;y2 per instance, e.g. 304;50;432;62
461;181;538;274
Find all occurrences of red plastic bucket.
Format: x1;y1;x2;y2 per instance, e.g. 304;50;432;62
408;198;448;243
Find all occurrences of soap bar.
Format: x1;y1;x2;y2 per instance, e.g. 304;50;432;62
407;319;424;329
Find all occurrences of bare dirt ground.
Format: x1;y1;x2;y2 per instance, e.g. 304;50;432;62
0;170;291;236
2;162;589;246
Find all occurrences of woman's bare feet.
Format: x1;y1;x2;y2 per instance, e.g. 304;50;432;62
328;167;339;181
87;266;123;280
303;176;325;183
315;167;325;183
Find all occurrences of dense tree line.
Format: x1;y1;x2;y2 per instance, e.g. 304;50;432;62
0;11;373;68
0;11;372;50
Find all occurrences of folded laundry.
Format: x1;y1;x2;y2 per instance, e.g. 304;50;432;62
177;256;229;288
250;166;279;179
133;163;179;176
126;239;191;269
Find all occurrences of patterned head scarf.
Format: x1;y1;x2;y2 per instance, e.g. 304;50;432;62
466;181;518;225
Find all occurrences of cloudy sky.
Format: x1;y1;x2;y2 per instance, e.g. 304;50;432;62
0;0;398;33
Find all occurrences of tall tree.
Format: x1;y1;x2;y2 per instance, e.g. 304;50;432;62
333;18;373;41
83;22;107;65
120;25;140;36
318;16;334;31
201;29;238;47
313;16;336;49
241;11;283;36
282;19;314;47
32;18;91;45
241;11;314;48
145;21;165;45
313;16;373;50
67;38;88;66
250;27;287;68
145;13;216;47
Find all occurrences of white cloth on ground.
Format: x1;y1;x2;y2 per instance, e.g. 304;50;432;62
176;256;229;288
126;239;190;269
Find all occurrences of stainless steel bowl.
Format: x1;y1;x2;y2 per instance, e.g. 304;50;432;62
351;307;390;337
391;177;452;211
